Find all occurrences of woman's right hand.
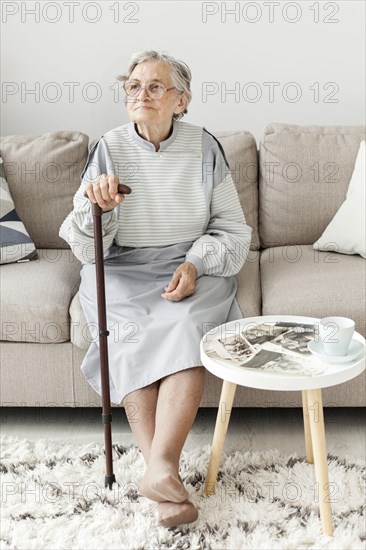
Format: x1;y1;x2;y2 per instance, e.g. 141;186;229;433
85;174;127;212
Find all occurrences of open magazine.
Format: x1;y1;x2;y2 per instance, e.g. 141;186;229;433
203;321;330;377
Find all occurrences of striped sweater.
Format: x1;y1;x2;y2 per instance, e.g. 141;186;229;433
59;118;252;277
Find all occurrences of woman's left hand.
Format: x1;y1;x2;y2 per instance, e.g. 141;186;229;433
161;262;198;301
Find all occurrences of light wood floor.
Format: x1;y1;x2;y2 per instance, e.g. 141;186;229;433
1;407;365;463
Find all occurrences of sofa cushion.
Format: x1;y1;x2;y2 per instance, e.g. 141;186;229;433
260;245;366;337
69;290;93;350
259;123;366;247
0;157;38;264
1;249;82;343
235;250;261;319
213;130;259;250
0;131;89;249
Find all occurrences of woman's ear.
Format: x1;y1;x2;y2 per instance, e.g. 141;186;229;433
175;91;188;118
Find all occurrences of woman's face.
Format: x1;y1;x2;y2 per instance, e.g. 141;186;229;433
125;60;187;127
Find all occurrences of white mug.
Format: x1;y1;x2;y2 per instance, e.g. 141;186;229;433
318;317;355;356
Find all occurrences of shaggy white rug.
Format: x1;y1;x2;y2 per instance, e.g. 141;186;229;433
0;435;364;549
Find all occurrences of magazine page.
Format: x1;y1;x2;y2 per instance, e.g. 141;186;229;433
203;321;330;377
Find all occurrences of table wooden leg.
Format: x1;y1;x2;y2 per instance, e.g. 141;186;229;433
306;388;334;536
203;379;237;496
302;390;314;464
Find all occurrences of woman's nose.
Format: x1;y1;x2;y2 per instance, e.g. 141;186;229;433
136;86;149;100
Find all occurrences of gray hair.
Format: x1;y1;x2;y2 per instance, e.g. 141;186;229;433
116;50;192;121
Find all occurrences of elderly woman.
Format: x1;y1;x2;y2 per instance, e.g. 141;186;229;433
59;50;252;528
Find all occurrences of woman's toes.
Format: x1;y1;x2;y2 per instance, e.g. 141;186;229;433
157;500;199;528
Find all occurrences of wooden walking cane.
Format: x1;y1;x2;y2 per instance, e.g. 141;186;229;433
84;182;132;489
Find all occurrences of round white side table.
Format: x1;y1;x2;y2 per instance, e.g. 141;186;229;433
200;314;366;537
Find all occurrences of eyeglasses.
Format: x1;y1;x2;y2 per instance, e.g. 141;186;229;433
123;80;179;99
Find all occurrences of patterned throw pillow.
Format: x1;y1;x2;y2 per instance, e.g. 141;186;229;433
0;157;38;264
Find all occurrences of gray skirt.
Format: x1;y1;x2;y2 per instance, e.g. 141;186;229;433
78;240;242;405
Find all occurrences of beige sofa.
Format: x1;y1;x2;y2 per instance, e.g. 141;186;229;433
1;123;365;408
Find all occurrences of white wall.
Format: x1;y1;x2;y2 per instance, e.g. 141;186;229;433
1;0;365;144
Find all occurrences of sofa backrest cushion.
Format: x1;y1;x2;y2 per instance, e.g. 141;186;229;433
213;130;259;250
259;123;366;247
0;131;89;249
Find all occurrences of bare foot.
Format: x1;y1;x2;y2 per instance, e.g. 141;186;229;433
138;458;188;503
157;499;199;528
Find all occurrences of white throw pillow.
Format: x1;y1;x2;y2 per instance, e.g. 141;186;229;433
313;140;365;259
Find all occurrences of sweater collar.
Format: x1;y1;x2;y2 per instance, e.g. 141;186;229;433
128;118;179;152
